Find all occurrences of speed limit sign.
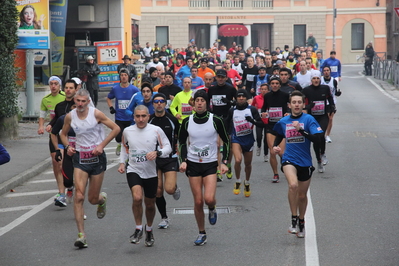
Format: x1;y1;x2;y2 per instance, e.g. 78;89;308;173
94;41;123;65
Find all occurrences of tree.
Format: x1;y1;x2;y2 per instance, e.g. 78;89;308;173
0;0;19;118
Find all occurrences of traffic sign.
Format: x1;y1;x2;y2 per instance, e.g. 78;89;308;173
395;7;399;18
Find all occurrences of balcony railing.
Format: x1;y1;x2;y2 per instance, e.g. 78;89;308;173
252;0;273;8
219;0;243;8
189;0;210;8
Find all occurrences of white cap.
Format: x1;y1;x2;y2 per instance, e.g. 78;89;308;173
310;70;321;78
71;77;82;85
86;56;94;60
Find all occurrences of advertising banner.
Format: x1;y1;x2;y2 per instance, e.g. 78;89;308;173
16;0;50;49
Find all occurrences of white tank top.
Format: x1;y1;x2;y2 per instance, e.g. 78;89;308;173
321;77;337;105
187;113;218;163
71;107;105;152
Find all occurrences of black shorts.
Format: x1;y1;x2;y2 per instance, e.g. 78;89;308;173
186;160;218;178
72;152;107;176
281;161;315;182
156;157;179;173
126;173;158;198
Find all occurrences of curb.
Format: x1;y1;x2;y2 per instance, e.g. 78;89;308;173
0;158;52;196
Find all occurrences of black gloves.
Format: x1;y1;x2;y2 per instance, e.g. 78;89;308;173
221;97;228;103
329;105;336;115
245;116;255;124
110;106;116;114
55;150;62;162
335;89;342;96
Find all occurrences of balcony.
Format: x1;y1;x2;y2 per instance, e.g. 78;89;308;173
219;0;243;9
189;0;210;9
252;0;273;8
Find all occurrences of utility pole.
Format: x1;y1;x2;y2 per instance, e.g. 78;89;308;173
333;0;336;51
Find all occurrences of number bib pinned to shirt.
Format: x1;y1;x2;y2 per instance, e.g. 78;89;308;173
79;145;99;164
285;123;305;143
311;101;325;115
118;100;129;110
233;117;252;136
181;103;193;115
212;95;227;106
189;145;210;163
268;107;283;122
130;149;148;163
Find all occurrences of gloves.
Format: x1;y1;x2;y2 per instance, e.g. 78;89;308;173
55;150;62;162
110;106;116;114
245;116;255;124
335;89;342;96
221;97;228;103
329;105;336;115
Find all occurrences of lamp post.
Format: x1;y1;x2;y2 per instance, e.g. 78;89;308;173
333;0;336;51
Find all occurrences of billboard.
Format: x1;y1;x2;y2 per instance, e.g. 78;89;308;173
16;0;50;49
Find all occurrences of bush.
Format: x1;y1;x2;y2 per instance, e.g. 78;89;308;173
0;0;19;118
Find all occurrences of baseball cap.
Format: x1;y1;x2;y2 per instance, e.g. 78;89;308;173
216;69;227;77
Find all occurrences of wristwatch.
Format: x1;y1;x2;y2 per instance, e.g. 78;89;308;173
157;150;162;157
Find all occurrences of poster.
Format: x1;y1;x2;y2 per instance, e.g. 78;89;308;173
16;0;50;49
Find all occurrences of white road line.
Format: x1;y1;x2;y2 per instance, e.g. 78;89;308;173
5;190;58;198
368;78;399;103
28;179;55;184
0;197;53;237
306;190;320;266
0;205;36;213
43;171;55;175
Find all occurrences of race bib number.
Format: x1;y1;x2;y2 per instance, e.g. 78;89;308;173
79;145;99;164
189;145;210;162
212;95;227;106
68;136;76;148
166;99;171;109
247;74;255;82
233;117;252;136
161;56;167;61
285;123;305;143
330;66;338;73
268;107;283;122
311;101;325;115
118;100;129;110
130;149;148;163
181;103;193;115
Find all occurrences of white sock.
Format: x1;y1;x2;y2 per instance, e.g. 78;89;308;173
136;225;143;231
146;225;152;231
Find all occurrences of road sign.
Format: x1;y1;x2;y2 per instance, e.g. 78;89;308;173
395;7;399;18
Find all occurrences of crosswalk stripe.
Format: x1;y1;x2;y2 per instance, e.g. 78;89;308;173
5;190;59;198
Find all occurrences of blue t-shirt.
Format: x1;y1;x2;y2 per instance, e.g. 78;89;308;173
273;113;323;167
108;84;139;122
190;76;204;90
125;91;157;125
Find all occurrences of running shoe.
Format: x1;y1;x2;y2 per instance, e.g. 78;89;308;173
74;233;87;248
317;162;325;173
217;171;223;182
244;182;251;197
208;208;217;225
173;186;181;200
226;166;233;179
321;154;329;165
158;218;170;229
55;194;67;207
256;147;261;156
97;192;107;219
272;174;279;183
288;217;298;234
83;214;87;220
194;234;207;246
145;228;155;247
233;182;241;195
325;136;332;143
130;228;143;244
115;143;121;156
297;220;306;238
264;155;269;162
66;188;73;204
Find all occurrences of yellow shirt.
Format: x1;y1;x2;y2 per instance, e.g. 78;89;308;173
169;90;194;123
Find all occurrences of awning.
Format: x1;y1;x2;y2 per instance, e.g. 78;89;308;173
218;24;248;37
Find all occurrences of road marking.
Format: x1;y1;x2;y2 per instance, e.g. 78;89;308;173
0;197;53;237
0;205;36;213
306;190;320;266
28;179;55;184
368;78;399;103
5;190;58;198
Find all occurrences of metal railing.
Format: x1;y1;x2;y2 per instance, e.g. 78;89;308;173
219;0;243;8
189;0;210;8
252;0;273;8
373;53;399;88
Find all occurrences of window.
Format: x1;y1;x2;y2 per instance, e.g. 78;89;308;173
293;25;306;47
189;24;210;49
351;23;364;50
156;26;169;46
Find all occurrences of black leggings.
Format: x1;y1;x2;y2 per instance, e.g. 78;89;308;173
313;115;329;162
255;126;268;155
115;120;132;143
62;153;74;188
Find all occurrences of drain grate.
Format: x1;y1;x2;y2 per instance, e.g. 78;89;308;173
173;206;231;215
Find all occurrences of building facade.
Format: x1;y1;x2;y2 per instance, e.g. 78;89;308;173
139;0;388;63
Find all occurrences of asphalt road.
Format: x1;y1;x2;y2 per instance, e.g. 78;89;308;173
0;65;398;266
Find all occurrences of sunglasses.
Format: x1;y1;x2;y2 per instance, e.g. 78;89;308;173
153;99;166;104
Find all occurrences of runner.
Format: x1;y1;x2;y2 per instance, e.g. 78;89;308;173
251;83;269;162
272;90;323;238
60;89;120;248
118;105;172;247
178;89;230;245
